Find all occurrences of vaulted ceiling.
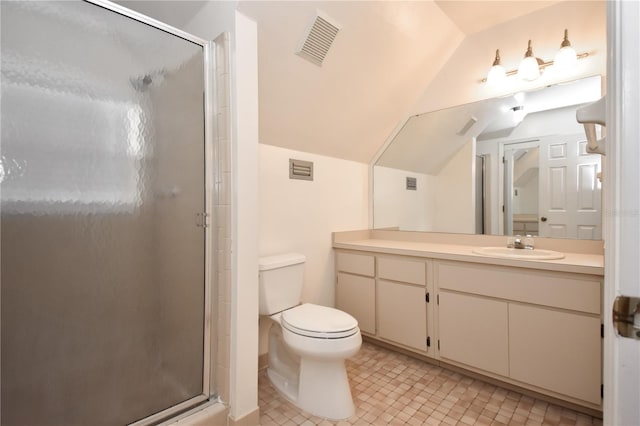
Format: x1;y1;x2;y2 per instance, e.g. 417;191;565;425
117;1;605;166
237;1;464;163
434;1;558;35
237;1;566;163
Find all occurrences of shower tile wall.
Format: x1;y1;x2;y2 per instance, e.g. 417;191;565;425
214;32;232;403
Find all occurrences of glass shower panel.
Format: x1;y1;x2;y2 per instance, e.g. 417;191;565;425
1;1;206;424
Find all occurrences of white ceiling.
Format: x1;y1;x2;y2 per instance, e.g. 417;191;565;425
237;1;465;163
236;0;576;163
434;0;559;35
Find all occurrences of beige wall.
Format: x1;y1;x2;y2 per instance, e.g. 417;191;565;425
373;166;435;231
434;140;476;234
229;11;260;422
258;144;369;354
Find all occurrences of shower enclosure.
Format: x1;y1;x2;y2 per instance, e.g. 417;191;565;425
1;1;215;424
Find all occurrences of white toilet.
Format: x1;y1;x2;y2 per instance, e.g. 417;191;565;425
259;253;362;420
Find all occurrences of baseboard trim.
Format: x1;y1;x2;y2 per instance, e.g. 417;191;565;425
169;402;228;426
229;407;260;426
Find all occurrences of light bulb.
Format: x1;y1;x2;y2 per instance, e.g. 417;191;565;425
486;49;506;86
517;40;541;81
518;56;540;81
554;29;578;75
487;64;506;86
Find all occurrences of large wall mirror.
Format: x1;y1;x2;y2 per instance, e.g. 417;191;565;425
373;75;603;240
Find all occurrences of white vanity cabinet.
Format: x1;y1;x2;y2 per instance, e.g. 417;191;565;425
436;260;602;407
335;251;433;354
335;251;376;335
376;256;430;353
333;232;604;412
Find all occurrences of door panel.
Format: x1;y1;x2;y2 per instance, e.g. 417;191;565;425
509;304;602;405
336;273;376;335
1;2;207;424
578;163;599;209
549;166;567;210
438;291;509;376
377;280;426;351
538;134;602;239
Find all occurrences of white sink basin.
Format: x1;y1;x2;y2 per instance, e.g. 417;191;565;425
472;246;565;260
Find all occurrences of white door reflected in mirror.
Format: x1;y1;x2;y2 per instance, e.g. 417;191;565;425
501;134;601;239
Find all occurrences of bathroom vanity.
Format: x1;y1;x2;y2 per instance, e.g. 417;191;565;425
333;230;604;414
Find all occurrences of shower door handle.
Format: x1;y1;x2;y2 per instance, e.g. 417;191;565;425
196;212;209;228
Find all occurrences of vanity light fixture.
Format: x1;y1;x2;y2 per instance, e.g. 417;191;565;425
483;29;588;84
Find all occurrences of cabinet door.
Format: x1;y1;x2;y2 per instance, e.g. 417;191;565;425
378;280;426;352
438;291;509;376
336;272;375;334
509;304;602;405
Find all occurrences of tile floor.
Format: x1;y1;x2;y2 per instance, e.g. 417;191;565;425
258;341;602;426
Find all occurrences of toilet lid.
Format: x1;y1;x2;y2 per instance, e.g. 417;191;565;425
281;303;359;339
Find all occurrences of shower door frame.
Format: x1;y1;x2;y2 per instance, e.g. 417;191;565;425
84;1;216;424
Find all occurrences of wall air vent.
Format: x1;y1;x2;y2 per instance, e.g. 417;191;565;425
457;116;478;136
406;177;417;191
289;159;314;181
296;13;340;67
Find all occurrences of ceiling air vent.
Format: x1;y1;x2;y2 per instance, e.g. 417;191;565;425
406;177;417;191
296;13;340;66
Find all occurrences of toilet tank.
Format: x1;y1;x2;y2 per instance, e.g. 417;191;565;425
258;253;306;315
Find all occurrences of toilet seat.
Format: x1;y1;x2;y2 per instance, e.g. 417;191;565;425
281;303;359;339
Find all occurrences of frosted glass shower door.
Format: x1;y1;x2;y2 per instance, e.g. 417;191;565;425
1;1;210;424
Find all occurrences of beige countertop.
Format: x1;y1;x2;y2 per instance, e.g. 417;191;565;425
333;238;604;276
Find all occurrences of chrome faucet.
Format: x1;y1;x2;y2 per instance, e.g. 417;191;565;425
513;236;525;249
507;235;535;250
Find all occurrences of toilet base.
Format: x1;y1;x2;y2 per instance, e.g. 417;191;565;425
266;323;358;420
267;366;299;403
268;356;355;421
296;357;355;420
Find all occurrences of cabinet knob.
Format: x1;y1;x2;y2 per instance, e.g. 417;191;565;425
540;217;548;222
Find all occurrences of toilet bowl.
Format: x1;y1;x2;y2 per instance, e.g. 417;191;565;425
259;254;362;420
268;304;362;420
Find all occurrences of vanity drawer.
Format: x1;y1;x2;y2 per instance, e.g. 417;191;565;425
336;252;375;277
436;261;601;314
378;256;426;286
